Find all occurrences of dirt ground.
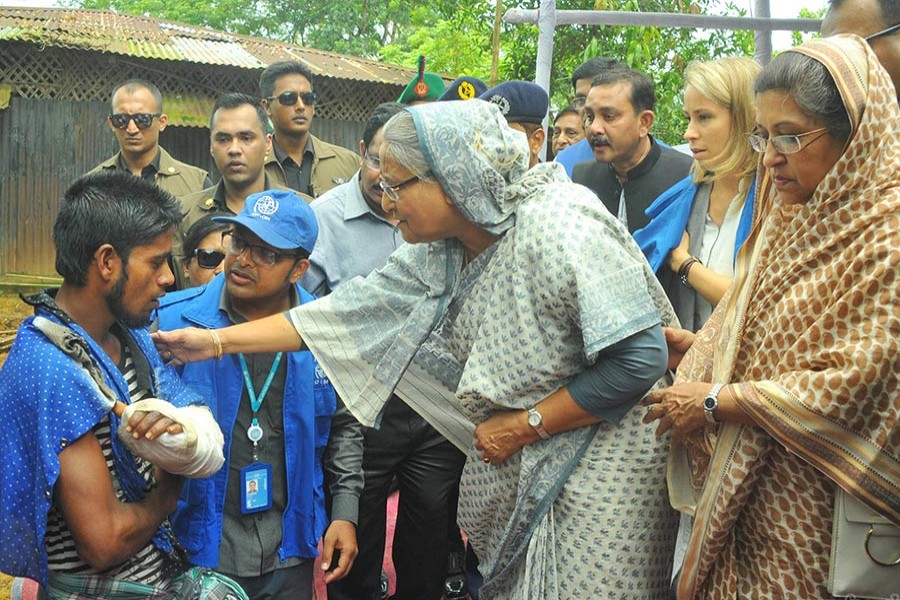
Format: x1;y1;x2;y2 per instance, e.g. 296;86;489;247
0;293;30;369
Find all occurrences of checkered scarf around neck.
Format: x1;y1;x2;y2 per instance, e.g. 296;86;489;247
290;101;531;427
672;34;900;598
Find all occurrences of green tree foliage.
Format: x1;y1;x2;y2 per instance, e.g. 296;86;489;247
791;7;825;47
72;0;764;143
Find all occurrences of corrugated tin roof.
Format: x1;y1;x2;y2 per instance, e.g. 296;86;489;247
0;6;418;85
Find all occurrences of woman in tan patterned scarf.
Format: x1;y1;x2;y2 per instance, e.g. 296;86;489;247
643;34;899;599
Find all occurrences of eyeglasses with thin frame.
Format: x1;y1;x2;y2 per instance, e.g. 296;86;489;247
190;248;226;270
222;231;298;268
363;151;381;172
109;113;161;130
747;127;830;154
379;175;421;202
571;95;587;110
266;91;318;107
865;22;900;42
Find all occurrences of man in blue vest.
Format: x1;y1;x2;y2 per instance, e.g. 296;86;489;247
157;190;357;599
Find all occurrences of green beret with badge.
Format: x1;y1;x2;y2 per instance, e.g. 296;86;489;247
397;55;446;105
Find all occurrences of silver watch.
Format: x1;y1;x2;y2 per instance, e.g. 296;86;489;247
527;407;551;440
703;384;725;424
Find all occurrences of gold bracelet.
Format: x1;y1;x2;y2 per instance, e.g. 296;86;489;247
209;329;223;361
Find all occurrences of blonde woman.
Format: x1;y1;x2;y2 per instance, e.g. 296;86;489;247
634;57;760;331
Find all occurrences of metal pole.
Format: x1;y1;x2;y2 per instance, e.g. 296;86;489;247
535;0;556;162
504;8;820;32
754;0;773;65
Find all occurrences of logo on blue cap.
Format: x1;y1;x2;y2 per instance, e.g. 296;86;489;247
251;195;279;220
212;189;318;254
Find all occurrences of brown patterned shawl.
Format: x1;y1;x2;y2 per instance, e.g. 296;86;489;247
669;35;900;598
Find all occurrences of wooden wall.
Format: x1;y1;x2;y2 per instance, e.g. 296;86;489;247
0;97;364;276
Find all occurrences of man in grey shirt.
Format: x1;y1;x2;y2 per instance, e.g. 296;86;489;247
304;103;468;600
301;104;405;296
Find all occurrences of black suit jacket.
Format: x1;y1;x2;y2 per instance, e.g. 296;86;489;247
572;138;692;233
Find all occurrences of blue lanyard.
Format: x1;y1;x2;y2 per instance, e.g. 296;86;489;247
238;352;284;419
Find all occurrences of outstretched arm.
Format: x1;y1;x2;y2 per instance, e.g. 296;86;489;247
152;312;302;365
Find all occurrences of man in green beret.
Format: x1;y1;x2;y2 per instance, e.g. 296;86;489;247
397;56;446;105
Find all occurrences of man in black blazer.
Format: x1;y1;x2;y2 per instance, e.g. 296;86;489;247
572;67;691;233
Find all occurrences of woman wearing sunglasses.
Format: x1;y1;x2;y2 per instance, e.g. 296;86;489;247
181;214;228;287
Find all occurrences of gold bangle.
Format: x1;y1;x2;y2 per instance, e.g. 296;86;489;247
209;329;223;361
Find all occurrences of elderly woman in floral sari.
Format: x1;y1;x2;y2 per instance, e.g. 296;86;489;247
643;35;899;599
154;100;681;598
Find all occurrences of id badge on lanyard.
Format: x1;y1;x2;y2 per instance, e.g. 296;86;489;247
240;462;272;514
238;352;283;515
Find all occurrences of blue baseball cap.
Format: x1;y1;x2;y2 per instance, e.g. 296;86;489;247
213;190;318;254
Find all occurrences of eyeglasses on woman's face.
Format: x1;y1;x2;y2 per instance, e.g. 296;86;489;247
109;112;161;130
379;175;421;203
191;248;226;270
747;127;830;154
266;91;318;107
222;231;297;268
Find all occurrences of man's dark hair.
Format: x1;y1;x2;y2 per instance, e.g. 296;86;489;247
54;171;182;286
554;105;580;123
362;102;405;149
209;93;269;132
591;67;656;113
259;61;315;99
110;79;163;112
571;57;625;91
828;0;900;26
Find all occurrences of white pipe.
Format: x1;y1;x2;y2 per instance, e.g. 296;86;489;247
504;9;821;32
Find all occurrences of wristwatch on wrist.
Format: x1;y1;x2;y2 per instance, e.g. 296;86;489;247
703;384;725;424
527;407;551;440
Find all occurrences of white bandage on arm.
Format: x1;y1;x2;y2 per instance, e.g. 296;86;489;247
117;399;225;479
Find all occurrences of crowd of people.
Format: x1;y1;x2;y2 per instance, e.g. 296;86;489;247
0;0;897;599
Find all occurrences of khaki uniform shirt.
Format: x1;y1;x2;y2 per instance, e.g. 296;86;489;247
91;147;210;199
264;134;359;200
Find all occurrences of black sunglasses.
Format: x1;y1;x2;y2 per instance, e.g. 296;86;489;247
191;248;226;269
109;113;161;130
266;91;318;107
